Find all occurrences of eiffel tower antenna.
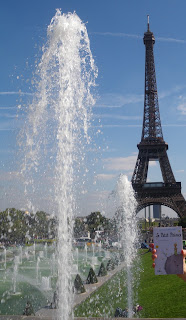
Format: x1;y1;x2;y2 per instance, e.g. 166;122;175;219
131;19;186;218
147;15;150;31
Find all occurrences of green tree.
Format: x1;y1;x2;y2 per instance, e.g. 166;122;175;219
86;212;111;238
0;208;28;244
34;211;50;239
178;217;186;228
74;218;86;237
0;208;57;244
0;210;9;242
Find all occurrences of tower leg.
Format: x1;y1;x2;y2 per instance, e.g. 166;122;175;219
159;152;176;183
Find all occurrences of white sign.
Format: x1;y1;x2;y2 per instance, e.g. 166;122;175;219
153;226;183;275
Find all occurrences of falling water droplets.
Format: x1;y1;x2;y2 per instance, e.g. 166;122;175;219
19;10;97;320
112;174;140;318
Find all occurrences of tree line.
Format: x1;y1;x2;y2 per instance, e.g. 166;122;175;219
0;208;56;245
0;209;116;245
2;208;183;245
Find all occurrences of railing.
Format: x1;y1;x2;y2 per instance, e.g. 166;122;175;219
143;182;181;188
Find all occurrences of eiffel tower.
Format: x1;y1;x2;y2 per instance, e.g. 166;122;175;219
131;17;186;218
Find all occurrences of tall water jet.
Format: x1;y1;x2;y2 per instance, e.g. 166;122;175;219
4;248;7;270
19;246;23;264
51;252;56;276
41;276;51;291
113;175;139;318
12;256;20;294
33;242;36;261
44;243;48;259
36;256;40;285
76;247;79;272
19;9;97;320
84;244;88;263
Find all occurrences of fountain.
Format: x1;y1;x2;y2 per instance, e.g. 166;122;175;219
76;247;79;272
0;7;140;319
36;256;40;285
104;250;110;259
12;256;21;295
91;244;99;267
84;243;88;263
51;252;56;276
39;251;44;258
0;238;116;315
4;248;6;270
113;174;140;317
19;246;23;264
92;242;95;257
41;276;51;291
44;243;48;259
19;9;97;320
24;247;29;260
33;242;36;260
98;241;102;252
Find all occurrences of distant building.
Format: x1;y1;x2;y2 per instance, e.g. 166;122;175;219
153;205;161;219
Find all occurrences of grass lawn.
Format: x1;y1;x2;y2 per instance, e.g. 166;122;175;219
74;250;186;318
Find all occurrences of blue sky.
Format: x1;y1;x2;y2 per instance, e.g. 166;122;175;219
0;0;186;217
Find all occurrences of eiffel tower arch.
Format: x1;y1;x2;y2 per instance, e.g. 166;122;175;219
131;17;186;219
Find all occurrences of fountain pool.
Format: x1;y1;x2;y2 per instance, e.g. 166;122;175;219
0;243;114;315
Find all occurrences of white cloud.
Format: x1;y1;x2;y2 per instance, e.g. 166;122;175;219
103;155;137;172
0;148;14;154
156;37;186;44
0;113;16;119
95;93;143;109
0;119;16;131
102;147;117;153
95;123;186;129
91;31;142;40
92;32;186;44
0;171;22;181
93;124;141;128
0;106;17;110
163;124;186;127
149;161;157;167
79;190;112;216
177;102;186;115
102;156;156;173
0;91;33;96
95;85;186;110
127;171;134;177
94;114;141;121
176;169;185;173
175;93;186;116
95;173;116;181
159;84;186;100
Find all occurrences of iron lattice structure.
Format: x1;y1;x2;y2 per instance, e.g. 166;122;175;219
131;19;186;218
